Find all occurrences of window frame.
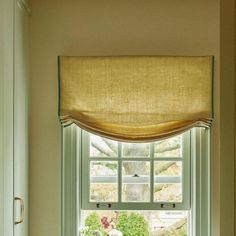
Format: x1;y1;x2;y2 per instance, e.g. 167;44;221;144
61;125;210;236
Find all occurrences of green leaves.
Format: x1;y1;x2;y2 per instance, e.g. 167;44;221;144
85;213;106;236
116;212;149;236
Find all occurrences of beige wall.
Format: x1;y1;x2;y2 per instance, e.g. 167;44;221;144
220;0;235;236
235;0;236;234
29;0;220;236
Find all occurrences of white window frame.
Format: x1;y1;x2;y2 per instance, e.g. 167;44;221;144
62;125;210;236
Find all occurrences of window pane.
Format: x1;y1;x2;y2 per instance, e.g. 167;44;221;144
154;135;182;157
81;210;188;235
149;211;188;235
122;143;150;157
122;161;150;202
90;134;118;157
90;184;118;202
154;183;182;202
154;161;182;176
122;184;150;202
90;161;118;202
154;161;182;202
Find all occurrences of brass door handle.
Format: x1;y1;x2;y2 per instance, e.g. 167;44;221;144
14;197;24;224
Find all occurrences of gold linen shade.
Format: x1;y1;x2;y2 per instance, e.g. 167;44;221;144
58;56;213;142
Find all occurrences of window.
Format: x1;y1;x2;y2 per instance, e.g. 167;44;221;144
62;126;210;236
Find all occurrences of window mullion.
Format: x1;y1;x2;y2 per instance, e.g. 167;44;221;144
150;143;154;203
118;142;122;203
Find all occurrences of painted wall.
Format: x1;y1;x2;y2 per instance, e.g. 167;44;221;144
220;0;235;235
29;0;220;236
234;0;236;234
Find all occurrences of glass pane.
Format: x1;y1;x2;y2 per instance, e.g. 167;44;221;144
154;183;182;202
154;161;182;176
122;184;150;202
90;134;118;157
90;184;118;202
90;161;118;177
122;161;150;202
81;210;188;236
90;161;118;202
148;211;188;235
122;143;150;157
154;135;182;157
154;161;182;202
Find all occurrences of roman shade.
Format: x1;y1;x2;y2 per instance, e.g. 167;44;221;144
58;56;214;142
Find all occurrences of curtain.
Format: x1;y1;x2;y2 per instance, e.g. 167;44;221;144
58;56;213;142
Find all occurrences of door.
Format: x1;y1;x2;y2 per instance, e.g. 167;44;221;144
0;0;14;235
14;1;29;235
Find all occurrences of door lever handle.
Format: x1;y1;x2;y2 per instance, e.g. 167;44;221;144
14;197;24;224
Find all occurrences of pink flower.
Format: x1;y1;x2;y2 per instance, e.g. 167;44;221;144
101;216;110;229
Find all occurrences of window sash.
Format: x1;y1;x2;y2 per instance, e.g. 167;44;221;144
81;130;191;210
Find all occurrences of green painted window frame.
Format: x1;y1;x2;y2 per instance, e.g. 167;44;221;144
62;125;210;236
191;128;211;236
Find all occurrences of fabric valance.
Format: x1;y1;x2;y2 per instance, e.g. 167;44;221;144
58;56;214;142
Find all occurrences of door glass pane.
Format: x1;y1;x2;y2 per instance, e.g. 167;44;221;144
154;135;182;158
122;161;150;202
122;143;150;157
90;161;118;202
154;161;182;202
90;134;118;157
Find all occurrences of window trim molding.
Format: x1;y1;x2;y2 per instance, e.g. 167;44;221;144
62;126;211;236
191;128;211;236
62;125;80;236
